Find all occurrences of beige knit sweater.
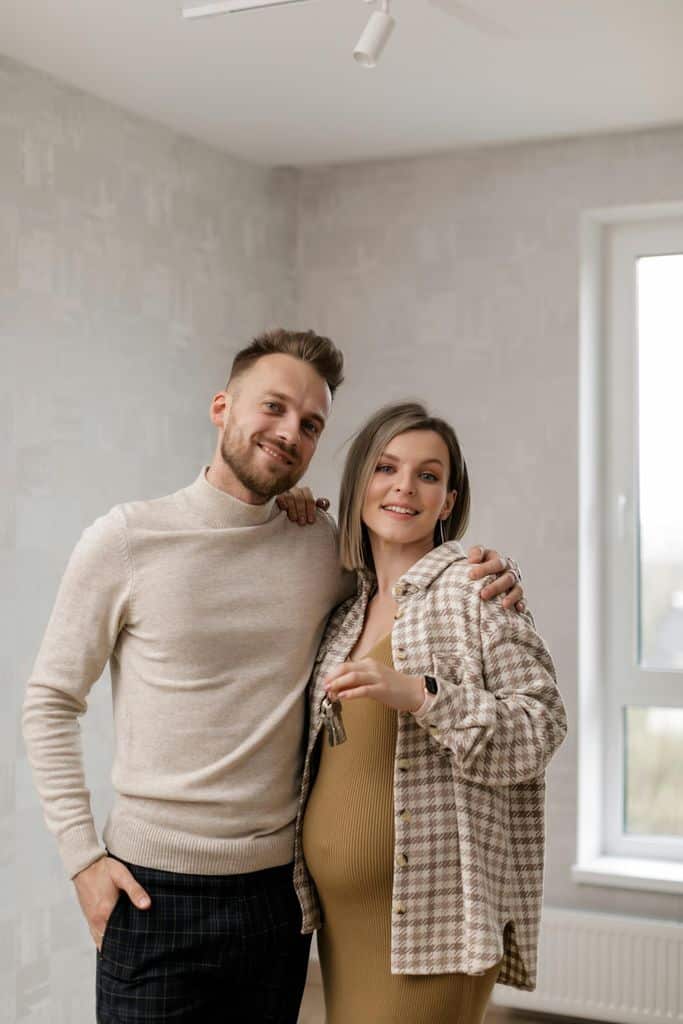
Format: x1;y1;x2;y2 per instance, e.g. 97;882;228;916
22;466;353;880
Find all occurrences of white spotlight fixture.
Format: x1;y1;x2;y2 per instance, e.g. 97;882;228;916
353;0;395;68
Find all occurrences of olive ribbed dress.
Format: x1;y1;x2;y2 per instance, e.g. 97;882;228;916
302;632;502;1024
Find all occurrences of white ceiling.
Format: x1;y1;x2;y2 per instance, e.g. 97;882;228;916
2;0;682;167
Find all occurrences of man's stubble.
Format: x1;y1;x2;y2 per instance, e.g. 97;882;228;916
219;421;303;501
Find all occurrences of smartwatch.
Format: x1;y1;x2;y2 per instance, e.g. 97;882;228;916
424;675;438;695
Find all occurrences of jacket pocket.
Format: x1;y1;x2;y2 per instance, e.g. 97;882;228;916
432;650;482;688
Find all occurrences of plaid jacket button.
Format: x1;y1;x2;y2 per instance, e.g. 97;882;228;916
393;607;404;619
393;901;407;915
395;648;407;660
396;852;409;867
397;758;410;771
398;808;412;821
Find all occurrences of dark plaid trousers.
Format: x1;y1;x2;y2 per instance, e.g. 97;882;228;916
96;850;312;1023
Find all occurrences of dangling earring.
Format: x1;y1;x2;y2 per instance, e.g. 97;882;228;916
438;518;446;545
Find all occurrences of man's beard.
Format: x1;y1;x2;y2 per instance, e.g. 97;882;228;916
220;426;303;500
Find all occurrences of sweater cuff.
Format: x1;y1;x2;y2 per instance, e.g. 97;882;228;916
58;822;107;880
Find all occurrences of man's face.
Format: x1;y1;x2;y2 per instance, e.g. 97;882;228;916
219;353;332;500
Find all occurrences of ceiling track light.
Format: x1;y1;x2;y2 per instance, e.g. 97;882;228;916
182;0;397;68
354;0;395;69
182;0;312;18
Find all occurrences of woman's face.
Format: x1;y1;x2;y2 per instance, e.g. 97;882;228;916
361;429;456;550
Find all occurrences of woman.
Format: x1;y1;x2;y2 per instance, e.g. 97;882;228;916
289;401;567;1024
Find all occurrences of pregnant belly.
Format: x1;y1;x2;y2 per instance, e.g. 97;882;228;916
301;720;396;903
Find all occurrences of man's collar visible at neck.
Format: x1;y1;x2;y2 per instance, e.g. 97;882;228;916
182;465;279;529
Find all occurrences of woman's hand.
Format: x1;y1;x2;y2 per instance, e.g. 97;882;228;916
324;659;424;712
275;486;330;525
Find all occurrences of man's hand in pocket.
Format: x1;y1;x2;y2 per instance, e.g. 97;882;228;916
73;855;151;951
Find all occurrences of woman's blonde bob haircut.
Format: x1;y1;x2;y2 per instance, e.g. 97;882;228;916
338;401;471;573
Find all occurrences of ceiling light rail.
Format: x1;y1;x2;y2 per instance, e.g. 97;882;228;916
181;0;397;67
182;0;314;18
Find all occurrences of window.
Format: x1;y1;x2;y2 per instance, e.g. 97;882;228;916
636;254;683;673
575;207;683;892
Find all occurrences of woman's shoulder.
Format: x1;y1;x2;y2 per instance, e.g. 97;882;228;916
433;558;542;646
428;550;489;597
423;554;522;641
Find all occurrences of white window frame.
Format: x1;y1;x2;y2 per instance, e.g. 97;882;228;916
573;202;683;896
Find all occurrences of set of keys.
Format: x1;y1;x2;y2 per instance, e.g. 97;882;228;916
320;695;347;746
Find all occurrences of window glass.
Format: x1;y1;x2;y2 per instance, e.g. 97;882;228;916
637;254;683;670
624;706;683;837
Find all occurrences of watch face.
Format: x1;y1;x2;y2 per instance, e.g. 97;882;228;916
425;675;438;695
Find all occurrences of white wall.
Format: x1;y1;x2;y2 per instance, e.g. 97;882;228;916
3;54;297;1022
293;126;683;926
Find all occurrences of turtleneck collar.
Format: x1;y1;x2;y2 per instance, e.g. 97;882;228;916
181;466;279;529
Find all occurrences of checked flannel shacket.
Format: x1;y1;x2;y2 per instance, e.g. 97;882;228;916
293;540;567;990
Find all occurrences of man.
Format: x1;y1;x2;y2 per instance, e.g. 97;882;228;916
22;329;525;1023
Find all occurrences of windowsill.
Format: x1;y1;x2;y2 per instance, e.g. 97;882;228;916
572;856;683;895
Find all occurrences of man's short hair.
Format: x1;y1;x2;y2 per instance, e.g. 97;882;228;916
228;329;345;397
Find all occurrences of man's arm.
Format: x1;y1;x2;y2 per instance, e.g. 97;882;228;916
21;508;131;879
275;492;528;611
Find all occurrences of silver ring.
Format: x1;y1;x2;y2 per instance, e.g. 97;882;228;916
506;559;521;585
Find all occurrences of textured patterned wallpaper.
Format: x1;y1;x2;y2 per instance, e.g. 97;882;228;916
2;54;296;1023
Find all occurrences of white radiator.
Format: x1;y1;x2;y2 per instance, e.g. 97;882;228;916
491;907;683;1023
